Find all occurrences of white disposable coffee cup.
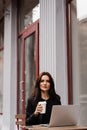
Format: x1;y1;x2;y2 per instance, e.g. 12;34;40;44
38;101;46;114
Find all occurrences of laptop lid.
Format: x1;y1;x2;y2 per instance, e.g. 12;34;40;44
49;105;80;127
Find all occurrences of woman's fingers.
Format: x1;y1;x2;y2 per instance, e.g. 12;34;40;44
34;104;43;115
37;104;43;112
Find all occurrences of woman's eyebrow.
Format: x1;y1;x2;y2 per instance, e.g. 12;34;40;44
40;79;50;81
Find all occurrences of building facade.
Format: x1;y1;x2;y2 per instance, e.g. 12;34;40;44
0;0;87;130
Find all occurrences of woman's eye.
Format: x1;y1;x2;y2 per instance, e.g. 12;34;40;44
40;80;50;83
46;80;50;82
40;80;44;82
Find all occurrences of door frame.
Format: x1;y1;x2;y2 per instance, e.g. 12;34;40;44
17;20;39;114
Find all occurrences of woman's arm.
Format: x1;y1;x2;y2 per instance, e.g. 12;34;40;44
26;97;43;125
26;98;39;125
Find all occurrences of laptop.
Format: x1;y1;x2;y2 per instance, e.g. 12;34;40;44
41;105;80;127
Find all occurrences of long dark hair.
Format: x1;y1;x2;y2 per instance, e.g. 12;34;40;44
31;72;60;101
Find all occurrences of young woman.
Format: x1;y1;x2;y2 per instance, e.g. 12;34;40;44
26;72;61;125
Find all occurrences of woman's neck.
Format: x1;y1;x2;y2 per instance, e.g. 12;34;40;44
41;91;50;100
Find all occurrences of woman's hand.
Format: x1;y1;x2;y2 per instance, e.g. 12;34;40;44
34;103;43;116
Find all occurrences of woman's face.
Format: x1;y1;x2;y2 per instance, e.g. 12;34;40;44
40;75;50;92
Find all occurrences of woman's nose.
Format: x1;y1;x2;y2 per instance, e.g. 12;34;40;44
43;81;46;84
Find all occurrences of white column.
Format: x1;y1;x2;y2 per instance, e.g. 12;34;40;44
40;0;56;74
70;2;80;104
40;0;68;104
2;0;17;130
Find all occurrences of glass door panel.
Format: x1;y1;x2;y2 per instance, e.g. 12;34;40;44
17;36;22;113
24;33;35;108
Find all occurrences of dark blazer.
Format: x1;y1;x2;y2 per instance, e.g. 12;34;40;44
26;95;61;125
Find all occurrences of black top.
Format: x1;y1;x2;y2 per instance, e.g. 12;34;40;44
26;95;61;126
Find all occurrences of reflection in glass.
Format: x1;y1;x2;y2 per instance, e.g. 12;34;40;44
0;19;4;113
18;0;39;32
25;33;35;107
0;50;3;113
17;37;22;113
24;4;40;27
77;0;87;21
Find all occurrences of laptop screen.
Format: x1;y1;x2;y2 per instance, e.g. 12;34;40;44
49;105;80;127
